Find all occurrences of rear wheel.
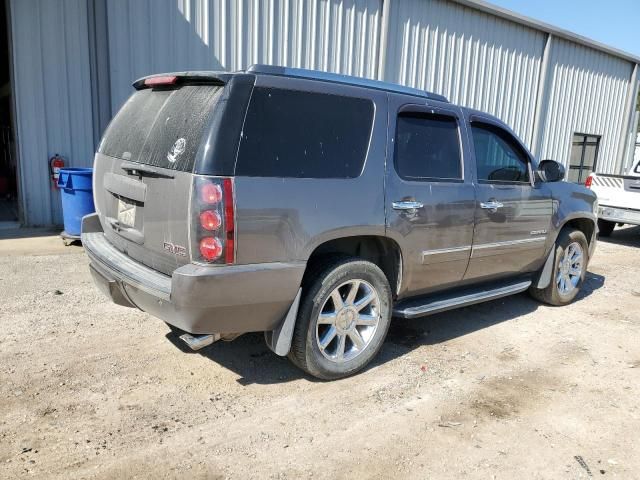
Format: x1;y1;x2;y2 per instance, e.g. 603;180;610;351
529;228;588;306
597;219;615;237
289;257;392;380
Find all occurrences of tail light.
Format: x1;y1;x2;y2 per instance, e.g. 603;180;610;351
190;176;235;264
585;174;594;188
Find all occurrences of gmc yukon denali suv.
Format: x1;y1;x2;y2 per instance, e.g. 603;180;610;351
83;65;598;379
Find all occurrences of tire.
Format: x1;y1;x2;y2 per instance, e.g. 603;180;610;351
289;257;392;380
597;219;615;237
529;228;589;306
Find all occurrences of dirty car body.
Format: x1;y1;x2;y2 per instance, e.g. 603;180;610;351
83;65;597;379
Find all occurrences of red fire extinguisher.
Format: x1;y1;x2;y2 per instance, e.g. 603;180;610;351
49;154;65;189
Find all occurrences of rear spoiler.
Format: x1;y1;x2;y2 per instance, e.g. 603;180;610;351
133;71;234;90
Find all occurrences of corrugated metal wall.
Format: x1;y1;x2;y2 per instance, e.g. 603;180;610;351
8;0;639;225
106;0;383;112
9;0;95;226
539;37;635;174
383;0;546;146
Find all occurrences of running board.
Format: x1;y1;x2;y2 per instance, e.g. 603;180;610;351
393;280;532;319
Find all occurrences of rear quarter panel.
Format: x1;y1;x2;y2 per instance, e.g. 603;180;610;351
234;77;388;264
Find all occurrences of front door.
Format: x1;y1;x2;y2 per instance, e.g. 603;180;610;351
385;99;476;298
464;118;552;281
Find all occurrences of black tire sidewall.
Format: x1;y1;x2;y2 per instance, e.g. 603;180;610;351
297;259;392;380
597;219;615;237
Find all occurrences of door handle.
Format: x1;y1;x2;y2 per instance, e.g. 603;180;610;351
480;201;504;212
392;201;424;211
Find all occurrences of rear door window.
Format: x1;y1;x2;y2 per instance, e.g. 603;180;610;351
235;87;374;178
394;113;462;181
98;85;223;172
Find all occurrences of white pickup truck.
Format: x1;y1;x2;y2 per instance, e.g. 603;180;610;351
587;158;640;236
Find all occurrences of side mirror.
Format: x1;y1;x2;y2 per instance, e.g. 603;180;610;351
538;159;565;183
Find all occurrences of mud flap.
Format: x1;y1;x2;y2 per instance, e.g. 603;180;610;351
534;247;556;289
265;288;302;356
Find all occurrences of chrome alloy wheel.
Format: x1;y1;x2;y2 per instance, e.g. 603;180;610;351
316;280;381;363
556;241;584;296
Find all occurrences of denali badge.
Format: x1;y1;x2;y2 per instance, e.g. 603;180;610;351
167;137;186;163
530;229;547;235
163;241;187;257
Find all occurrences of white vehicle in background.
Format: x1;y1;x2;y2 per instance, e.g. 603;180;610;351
586;157;640;237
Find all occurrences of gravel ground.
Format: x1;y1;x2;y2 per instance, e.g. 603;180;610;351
1;227;639;479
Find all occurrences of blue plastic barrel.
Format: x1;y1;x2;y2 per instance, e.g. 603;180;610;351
58;167;95;236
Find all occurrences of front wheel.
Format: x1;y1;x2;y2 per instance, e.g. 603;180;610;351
289;257;392;380
529;228;589;306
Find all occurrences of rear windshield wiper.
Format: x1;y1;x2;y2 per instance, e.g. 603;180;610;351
121;161;175;179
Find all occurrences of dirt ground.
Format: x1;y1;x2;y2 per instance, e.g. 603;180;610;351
1;227;639;479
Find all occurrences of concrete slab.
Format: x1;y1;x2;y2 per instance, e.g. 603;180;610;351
0;229;83;256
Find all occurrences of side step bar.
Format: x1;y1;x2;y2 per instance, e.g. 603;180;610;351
393;280;532;319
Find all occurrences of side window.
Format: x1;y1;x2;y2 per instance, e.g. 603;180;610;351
471;123;530;183
394;113;462;181
235;87;374;178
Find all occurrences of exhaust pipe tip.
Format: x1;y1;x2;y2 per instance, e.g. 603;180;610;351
179;333;221;351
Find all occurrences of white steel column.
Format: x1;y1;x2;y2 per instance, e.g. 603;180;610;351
617;63;639;174
531;33;553;159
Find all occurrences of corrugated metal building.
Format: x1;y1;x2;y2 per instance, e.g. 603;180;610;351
3;0;639;226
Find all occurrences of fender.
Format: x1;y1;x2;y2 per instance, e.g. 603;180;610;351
544;180;598;249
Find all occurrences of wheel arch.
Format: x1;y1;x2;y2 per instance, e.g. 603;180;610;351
266;233;402;358
559;217;596;246
303;234;403;298
535;214;596;290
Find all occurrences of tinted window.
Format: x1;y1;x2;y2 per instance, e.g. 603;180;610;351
471;124;530;183
394;113;462;180
99;85;223;172
235;87;374;178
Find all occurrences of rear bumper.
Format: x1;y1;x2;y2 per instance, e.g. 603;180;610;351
598;205;640;225
82;214;305;334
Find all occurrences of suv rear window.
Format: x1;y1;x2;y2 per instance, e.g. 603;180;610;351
235;87;374;178
98;85;223;172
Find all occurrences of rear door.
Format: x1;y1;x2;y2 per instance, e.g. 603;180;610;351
94;83;224;275
385;98;476;297
464;116;552;281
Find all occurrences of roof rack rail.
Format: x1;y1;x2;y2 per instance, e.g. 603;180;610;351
246;64;449;103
